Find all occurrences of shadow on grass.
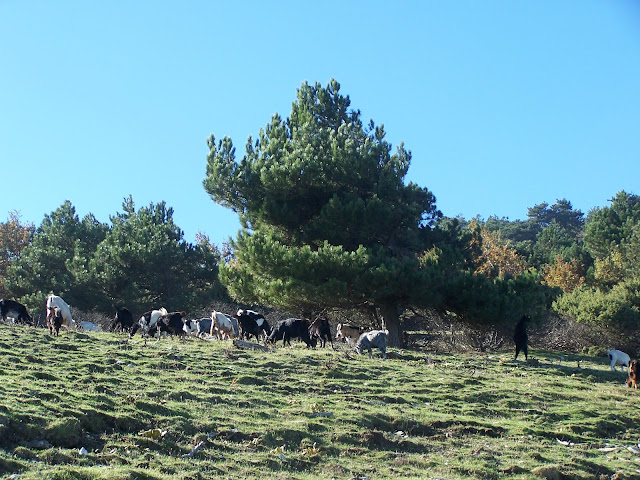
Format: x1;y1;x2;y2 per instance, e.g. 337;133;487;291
521;357;632;385
0;455;23;476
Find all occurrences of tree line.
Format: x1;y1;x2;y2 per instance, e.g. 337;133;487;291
203;80;640;347
2;80;639;348
0;197;227;317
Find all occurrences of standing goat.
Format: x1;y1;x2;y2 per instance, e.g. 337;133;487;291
513;315;530;360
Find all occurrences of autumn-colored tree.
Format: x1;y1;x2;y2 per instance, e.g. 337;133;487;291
468;221;526;279
483;215;539;257
542;256;585;293
592;249;625;287
0;211;34;298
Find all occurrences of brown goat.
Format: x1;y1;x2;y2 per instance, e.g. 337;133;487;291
627;359;639;389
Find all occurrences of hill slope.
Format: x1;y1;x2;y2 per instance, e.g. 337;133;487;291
0;325;638;479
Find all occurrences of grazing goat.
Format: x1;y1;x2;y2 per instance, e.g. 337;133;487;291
0;299;32;325
355;330;388;359
235;309;271;341
183;317;213;337
607;349;630;372
336;323;365;345
513;315;530;360
627;359;639;389
130;307;168;338
46;295;76;331
148;311;188;339
309;317;332;348
267;318;312;348
47;308;64;336
210;311;239;340
79;321;100;331
111;307;134;333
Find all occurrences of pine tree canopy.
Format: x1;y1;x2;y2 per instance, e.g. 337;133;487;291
204;80;444;344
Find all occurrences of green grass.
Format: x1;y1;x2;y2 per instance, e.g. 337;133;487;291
1;324;639;479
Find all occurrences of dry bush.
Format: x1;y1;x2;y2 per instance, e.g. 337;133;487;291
70;308;112;330
528;314;598;352
323;308;377;329
400;308;640;356
530;313;640;357
400;309;477;352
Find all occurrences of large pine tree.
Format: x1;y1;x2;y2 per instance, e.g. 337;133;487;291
204;79;442;346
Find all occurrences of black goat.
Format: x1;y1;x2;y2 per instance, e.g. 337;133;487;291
513;314;530;360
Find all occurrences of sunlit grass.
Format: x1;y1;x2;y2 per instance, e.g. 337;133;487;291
1;324;639;479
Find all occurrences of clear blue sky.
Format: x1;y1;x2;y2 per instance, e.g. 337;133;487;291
2;1;639;247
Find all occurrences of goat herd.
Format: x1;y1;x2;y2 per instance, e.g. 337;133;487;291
0;296;389;359
5;297;639;380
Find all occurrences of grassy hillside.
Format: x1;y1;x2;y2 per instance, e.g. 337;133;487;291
0;324;639;480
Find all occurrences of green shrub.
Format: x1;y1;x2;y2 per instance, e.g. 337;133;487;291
554;281;640;334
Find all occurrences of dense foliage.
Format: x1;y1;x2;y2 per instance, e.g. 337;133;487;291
204;80;559;346
4;201;108;310
483;193;640;339
0;211;33;299
550;192;640;335
1;79;638;347
3;198;226;316
204;80;445;346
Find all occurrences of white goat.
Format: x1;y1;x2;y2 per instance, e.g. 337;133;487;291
607;349;630;372
46;295;77;330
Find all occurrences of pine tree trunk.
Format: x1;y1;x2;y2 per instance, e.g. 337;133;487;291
378;303;403;349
